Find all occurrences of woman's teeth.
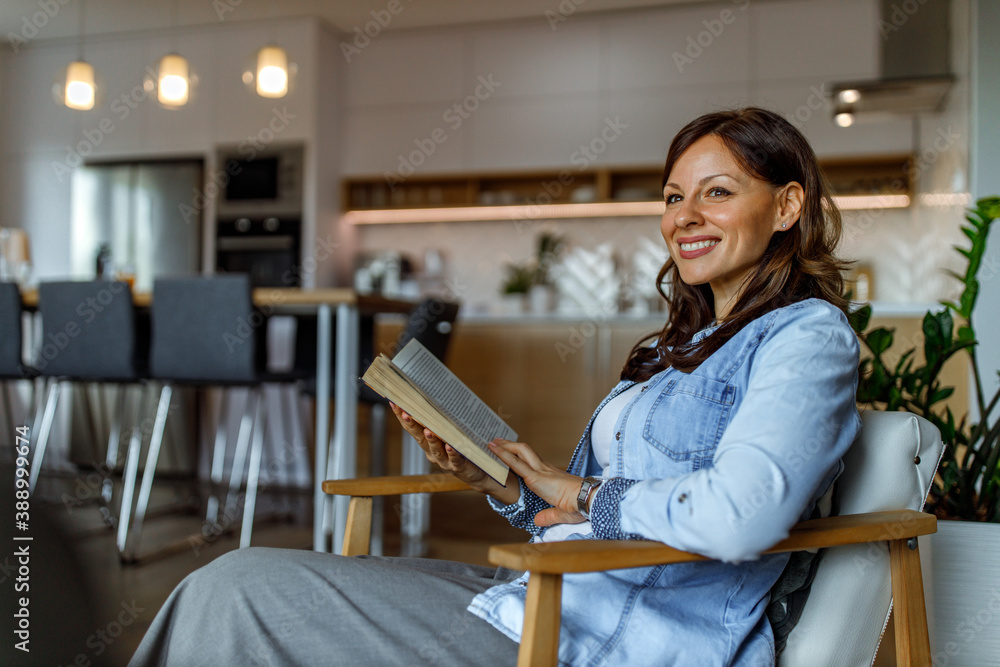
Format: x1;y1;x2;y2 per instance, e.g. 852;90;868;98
680;240;720;251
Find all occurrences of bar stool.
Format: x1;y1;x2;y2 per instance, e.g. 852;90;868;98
29;281;146;526
298;297;460;556
0;282;38;454
117;275;271;561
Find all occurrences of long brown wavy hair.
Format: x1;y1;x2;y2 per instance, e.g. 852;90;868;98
620;107;851;381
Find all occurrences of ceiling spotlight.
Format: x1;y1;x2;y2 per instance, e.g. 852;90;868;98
838;89;861;105
835;112;855;128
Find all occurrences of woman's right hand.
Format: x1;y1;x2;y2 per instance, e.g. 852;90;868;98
389;402;489;488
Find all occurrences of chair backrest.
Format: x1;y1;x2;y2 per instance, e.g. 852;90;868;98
0;282;24;377
779;410;943;666
37;280;138;380
385;298;461;362
150;275;257;383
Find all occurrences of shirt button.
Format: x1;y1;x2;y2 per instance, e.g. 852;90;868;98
677;493;687;503
615;432;621;440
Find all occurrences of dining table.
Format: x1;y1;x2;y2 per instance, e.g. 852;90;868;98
22;285;416;554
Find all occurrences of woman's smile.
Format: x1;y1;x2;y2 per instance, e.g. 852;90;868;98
677;236;721;258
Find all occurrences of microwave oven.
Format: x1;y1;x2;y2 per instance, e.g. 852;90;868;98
215;144;303;216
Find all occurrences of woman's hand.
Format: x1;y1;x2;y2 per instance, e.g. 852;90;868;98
389;403;518;504
488;438;586;528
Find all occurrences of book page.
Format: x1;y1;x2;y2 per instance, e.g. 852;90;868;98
392;339;517;446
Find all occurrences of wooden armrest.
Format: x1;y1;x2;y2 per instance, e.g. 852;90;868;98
489;509;936;573
322;473;470;497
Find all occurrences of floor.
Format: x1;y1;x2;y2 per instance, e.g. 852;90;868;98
12;418;524;666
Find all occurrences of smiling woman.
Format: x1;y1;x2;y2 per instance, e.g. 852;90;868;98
129;108;861;667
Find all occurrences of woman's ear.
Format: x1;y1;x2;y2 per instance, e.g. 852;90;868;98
774;182;805;231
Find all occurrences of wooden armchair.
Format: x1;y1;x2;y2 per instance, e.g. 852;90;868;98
324;411;942;666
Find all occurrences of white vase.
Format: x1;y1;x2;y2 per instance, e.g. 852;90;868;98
499;293;525;315
920;520;1000;666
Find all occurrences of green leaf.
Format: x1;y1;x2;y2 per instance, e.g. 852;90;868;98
957;325;975;342
848;304;872;333
866;328;894;356
930;387;955;404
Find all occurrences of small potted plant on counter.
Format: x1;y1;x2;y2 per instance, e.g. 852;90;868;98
500;261;534;315
849;196;1000;664
528;232;565;314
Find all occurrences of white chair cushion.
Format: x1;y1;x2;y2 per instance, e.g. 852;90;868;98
779;410;943;666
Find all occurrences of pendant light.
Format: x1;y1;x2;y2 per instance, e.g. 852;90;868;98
153;0;192;108
65;60;96;110
157;53;190;106
63;0;95;110
255;45;289;98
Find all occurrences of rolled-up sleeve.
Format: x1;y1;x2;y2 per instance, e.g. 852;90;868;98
487;475;552;537
591;301;861;563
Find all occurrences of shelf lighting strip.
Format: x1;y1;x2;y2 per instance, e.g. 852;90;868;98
344;194;910;225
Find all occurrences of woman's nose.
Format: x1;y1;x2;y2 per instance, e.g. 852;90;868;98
673;198;702;227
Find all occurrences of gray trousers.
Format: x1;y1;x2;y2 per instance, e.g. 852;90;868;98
129;548;522;666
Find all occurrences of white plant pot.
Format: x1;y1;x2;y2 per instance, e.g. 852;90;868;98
920;520;1000;666
528;284;555;314
499;293;526;315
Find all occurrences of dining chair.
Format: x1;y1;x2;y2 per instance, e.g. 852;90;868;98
324;410;942;666
116;274;273;562
0;282;37;447
29;281;147;529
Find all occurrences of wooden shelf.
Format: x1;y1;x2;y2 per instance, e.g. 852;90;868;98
343;156;914;217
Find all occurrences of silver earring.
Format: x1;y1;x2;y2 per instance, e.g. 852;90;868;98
781;223;787;228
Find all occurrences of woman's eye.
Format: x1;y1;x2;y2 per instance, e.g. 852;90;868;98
665;193;683;205
707;187;732;197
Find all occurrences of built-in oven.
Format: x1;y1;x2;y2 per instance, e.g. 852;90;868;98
215;216;301;287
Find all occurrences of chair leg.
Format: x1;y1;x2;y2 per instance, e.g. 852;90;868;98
120;384;171;561
28;379;60;495
223;388;256;528
341;496;373;557
889;538;931;666
519;572;562;667
400;430;430;557
239;388;265;549
100;385;127;514
205;389;231;526
369;402;386;557
116;384;150;555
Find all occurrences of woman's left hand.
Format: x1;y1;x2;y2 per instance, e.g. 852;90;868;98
488;438;586;528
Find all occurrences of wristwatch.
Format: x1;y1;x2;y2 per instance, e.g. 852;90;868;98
577;476;604;519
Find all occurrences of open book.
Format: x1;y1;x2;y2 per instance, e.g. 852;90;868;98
361;339;515;485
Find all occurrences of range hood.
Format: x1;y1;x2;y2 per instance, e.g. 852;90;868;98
831;0;954;123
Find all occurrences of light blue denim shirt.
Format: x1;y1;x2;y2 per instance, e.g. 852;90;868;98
468;298;862;666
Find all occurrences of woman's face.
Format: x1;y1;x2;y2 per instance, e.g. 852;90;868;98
660;134;801;319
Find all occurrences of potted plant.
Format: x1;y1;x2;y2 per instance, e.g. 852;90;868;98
499;261;534;314
849;196;1000;665
528;233;564;314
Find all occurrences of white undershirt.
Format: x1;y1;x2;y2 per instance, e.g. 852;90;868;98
536;381;647;543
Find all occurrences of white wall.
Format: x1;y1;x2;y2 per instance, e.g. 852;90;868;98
342;0;971;312
971;0;1000;413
